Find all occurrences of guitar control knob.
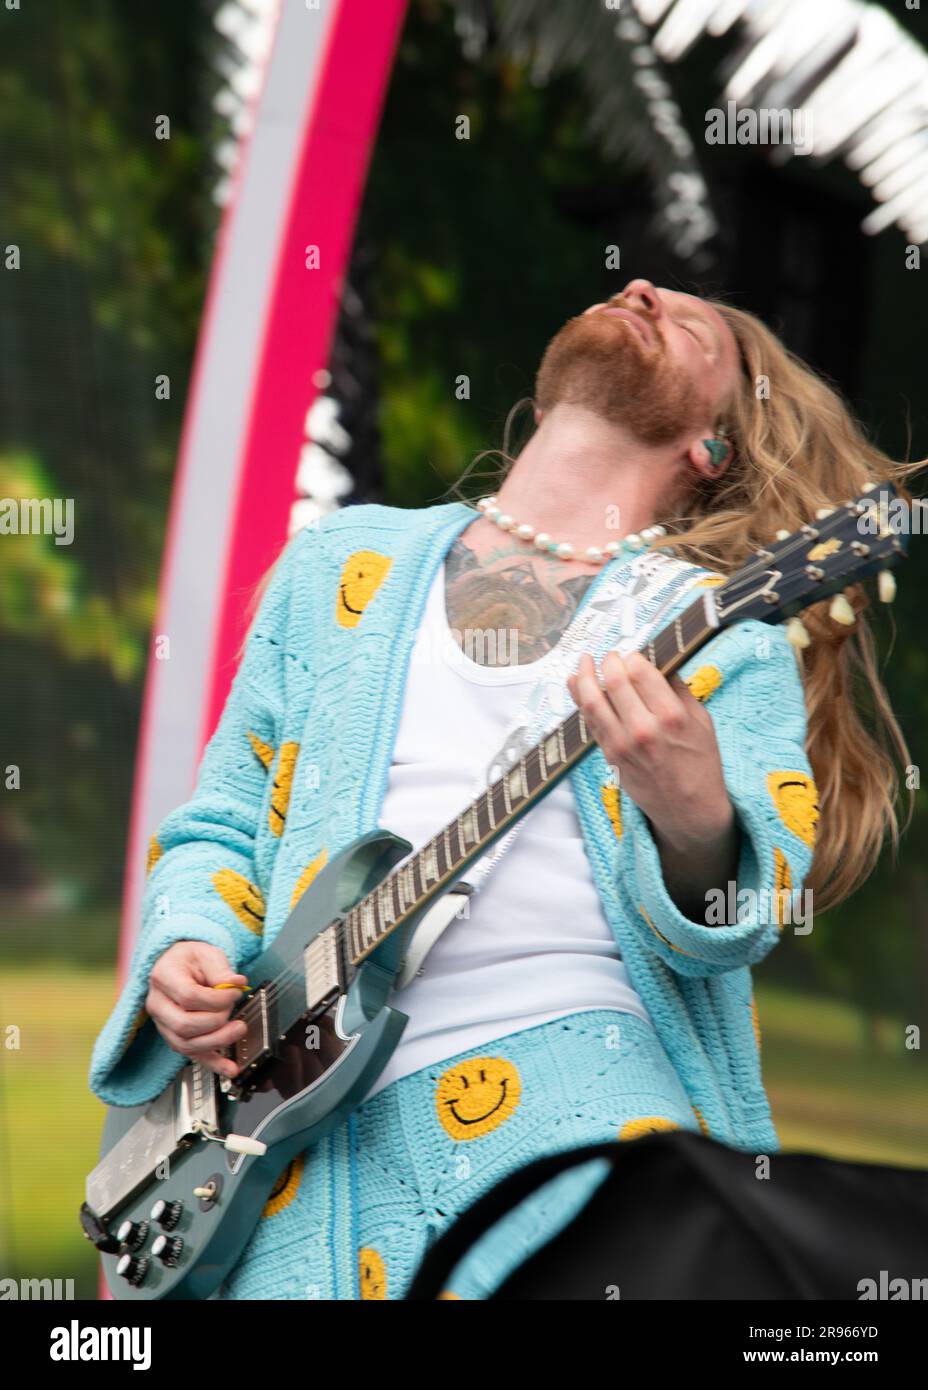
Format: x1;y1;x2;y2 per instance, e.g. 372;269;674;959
150;1198;183;1230
151;1234;183;1267
116;1253;150;1287
116;1219;149;1251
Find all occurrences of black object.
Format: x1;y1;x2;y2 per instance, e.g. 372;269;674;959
406;1131;928;1300
78;1200;121;1254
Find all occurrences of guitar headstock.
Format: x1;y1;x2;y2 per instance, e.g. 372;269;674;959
714;482;909;634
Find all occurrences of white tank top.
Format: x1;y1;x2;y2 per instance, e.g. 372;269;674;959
361;560;651;1101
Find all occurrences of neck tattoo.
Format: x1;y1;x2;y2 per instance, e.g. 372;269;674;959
443;533;598;667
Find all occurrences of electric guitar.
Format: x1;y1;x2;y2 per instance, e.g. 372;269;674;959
81;483;909;1299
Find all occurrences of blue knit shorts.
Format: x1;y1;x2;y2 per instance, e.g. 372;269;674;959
217;1009;699;1300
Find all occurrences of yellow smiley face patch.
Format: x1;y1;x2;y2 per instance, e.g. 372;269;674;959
619;1116;681;1141
146;836;163;874
359;1247;387;1300
124;1004;149;1053
767;771;819;849
691;1105;710;1137
248;729;275;770
772;846;793;929
684;664;723;702
212;868;266;935
336;550;393;629
262;1154;305;1218
601;783;622;841
435;1057;521;1141
269;741;300;837
290;847;329;910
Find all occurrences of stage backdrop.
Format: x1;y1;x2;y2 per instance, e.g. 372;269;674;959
117;0;408;982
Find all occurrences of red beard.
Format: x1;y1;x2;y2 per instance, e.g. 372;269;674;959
534;310;708;446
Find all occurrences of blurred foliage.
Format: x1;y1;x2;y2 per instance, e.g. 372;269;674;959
362;1;643;504
0;451;147;677
0;0;217;902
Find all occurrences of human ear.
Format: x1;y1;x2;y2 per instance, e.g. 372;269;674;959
686;435;731;479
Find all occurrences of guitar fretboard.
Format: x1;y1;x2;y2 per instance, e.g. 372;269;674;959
343;588;715;965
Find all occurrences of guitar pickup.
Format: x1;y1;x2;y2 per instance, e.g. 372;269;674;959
231;986;277;1072
304;926;342;1014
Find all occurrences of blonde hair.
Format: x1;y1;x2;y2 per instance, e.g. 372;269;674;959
452;301;926;913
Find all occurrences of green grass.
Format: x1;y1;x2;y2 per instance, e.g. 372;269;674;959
756;982;928;1167
0;966;116;1297
0;967;925;1298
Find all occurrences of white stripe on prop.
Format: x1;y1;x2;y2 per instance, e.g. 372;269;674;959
117;1;337;974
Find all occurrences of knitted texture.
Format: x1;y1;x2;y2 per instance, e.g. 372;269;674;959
217;1009;697;1300
87;500;816;1290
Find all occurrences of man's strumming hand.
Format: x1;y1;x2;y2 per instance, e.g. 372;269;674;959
567;650;740;920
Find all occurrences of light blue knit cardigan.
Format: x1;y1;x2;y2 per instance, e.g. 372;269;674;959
89;500;816;1154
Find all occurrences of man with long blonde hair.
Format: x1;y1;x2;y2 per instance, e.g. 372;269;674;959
89;278;917;1299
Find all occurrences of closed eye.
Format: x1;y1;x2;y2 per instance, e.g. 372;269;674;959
679;319;714;357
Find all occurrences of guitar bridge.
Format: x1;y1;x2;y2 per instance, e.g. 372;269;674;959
85;1062;218;1221
176;1061;219;1138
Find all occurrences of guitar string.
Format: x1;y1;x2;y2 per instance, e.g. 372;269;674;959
245;573;715;1020
229;536;819;1033
228;520;846;1030
227;506;885;1033
249;732;570;1001
233;662;650;1024
228;671;667;1027
244;568;737;1019
231;756;546;1025
247;618;690;1025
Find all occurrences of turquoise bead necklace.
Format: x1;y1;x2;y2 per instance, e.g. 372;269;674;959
474;495;669;565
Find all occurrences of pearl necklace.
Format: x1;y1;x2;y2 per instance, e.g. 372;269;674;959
475;495;668;565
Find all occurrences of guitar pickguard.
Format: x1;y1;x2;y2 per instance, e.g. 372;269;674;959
394;884;474;989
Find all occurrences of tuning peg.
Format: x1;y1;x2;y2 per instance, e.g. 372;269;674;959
785;617;811;648
775;529;790;541
815;506;835;520
829;594;856;626
878;570;897;604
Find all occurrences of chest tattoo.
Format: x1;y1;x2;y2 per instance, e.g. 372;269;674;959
443;534;596;666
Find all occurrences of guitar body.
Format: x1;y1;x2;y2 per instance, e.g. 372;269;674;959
87;829;421;1301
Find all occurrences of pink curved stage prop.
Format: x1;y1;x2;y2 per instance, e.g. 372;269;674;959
102;3;407;1296
118;0;408;982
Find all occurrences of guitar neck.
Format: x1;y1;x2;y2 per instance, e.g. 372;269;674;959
343;589;717;967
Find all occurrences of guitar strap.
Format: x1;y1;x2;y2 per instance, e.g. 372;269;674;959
393;549;714;988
